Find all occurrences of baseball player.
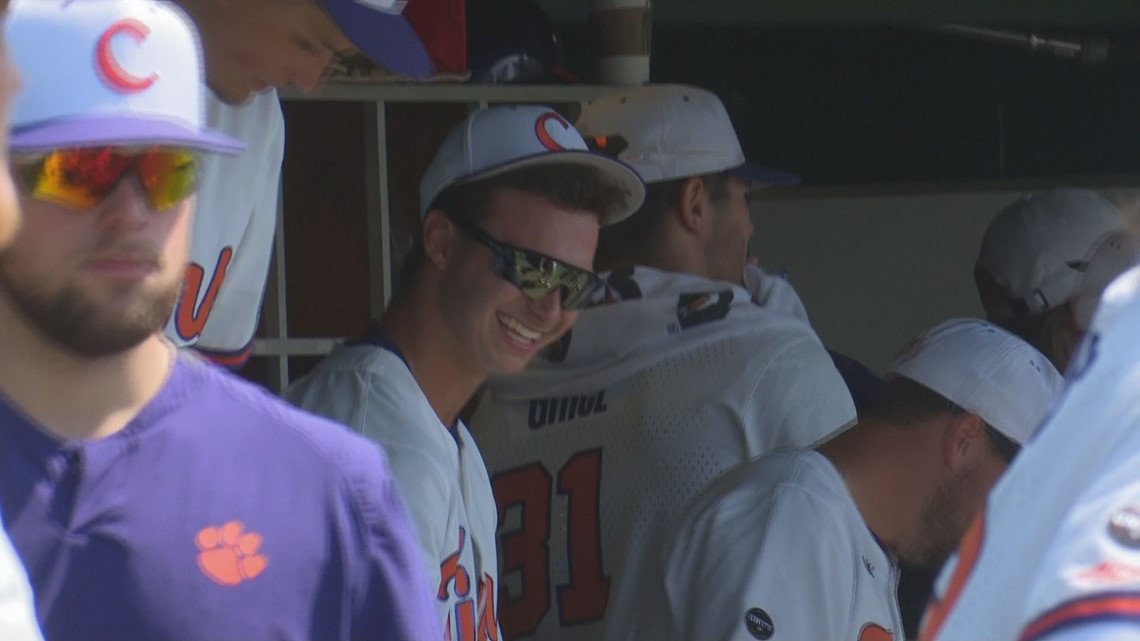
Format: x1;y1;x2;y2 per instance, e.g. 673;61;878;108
638;319;1061;641
0;3;436;639
922;235;1140;640
467;84;857;641
286;105;645;641
0;3;45;639
975;188;1122;371
163;0;433;367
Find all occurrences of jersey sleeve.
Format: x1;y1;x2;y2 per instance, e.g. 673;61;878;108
653;482;857;641
286;366;455;610
336;433;442;641
1018;469;1140;641
179;93;285;364
0;523;43;641
742;326;857;452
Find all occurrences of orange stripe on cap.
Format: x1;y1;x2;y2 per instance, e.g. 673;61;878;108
1020;593;1140;641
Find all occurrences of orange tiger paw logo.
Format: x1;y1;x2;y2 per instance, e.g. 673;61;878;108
195;521;267;586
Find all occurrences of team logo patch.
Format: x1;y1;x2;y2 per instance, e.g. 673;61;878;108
1108;506;1140;548
677;290;734;329
195;521;268;586
534;112;574;151
96;19;159;93
743;608;774;640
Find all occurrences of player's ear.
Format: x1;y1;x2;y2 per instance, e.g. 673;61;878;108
676;176;709;235
421;210;455;271
942;412;987;471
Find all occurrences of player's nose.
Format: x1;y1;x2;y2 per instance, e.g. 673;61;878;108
526;288;565;326
96;179;151;230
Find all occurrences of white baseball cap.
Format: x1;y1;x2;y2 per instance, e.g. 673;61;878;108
975;189;1120;323
419;105;646;224
574;84;799;186
888;318;1063;445
6;0;242;155
316;0;434;79
1072;230;1140;330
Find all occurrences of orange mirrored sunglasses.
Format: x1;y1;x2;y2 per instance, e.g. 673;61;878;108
14;146;198;212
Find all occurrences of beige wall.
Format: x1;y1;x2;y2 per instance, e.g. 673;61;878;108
751;188;1035;372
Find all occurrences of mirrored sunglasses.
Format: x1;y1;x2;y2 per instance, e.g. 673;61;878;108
449;217;602;311
13;146;198;212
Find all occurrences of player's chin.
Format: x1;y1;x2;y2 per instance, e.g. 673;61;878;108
486;339;543;375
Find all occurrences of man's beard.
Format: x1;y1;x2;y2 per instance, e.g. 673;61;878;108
900;472;977;570
0;263;180;358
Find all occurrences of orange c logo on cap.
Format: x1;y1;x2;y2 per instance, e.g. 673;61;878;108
96;19;158;93
535;112;573;151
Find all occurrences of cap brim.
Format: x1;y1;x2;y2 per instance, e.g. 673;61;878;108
320;0;434;79
10;115;244;155
730;162;800;187
447;150;646;226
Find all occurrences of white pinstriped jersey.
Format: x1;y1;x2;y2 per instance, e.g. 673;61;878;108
639;450;902;641
469;267;857;641
163;90;284;367
923;266;1140;641
286;344;502;641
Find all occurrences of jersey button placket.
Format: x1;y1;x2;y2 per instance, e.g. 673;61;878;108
46;447;82;531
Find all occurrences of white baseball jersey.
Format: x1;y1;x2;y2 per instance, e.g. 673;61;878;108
923;266;1140;641
743;264;810;324
0;521;42;641
286;341;502;641
163;89;284;367
469;266;857;641
637;449;902;641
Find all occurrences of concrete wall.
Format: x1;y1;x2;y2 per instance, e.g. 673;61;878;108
750;187;1081;372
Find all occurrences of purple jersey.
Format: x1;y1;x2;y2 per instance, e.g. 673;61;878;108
0;355;438;641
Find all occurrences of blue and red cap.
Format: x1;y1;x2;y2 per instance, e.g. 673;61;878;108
317;0;435;79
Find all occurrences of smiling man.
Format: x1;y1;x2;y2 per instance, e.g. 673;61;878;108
467;84;856;641
287;104;644;641
164;0;434;367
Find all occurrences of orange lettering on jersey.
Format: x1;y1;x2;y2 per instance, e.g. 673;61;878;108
455;599;476;641
441;527;497;641
175;246;233;341
477;573;500;641
195;521;268;586
919;513;985;640
439;527;471;599
858;623;892;641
